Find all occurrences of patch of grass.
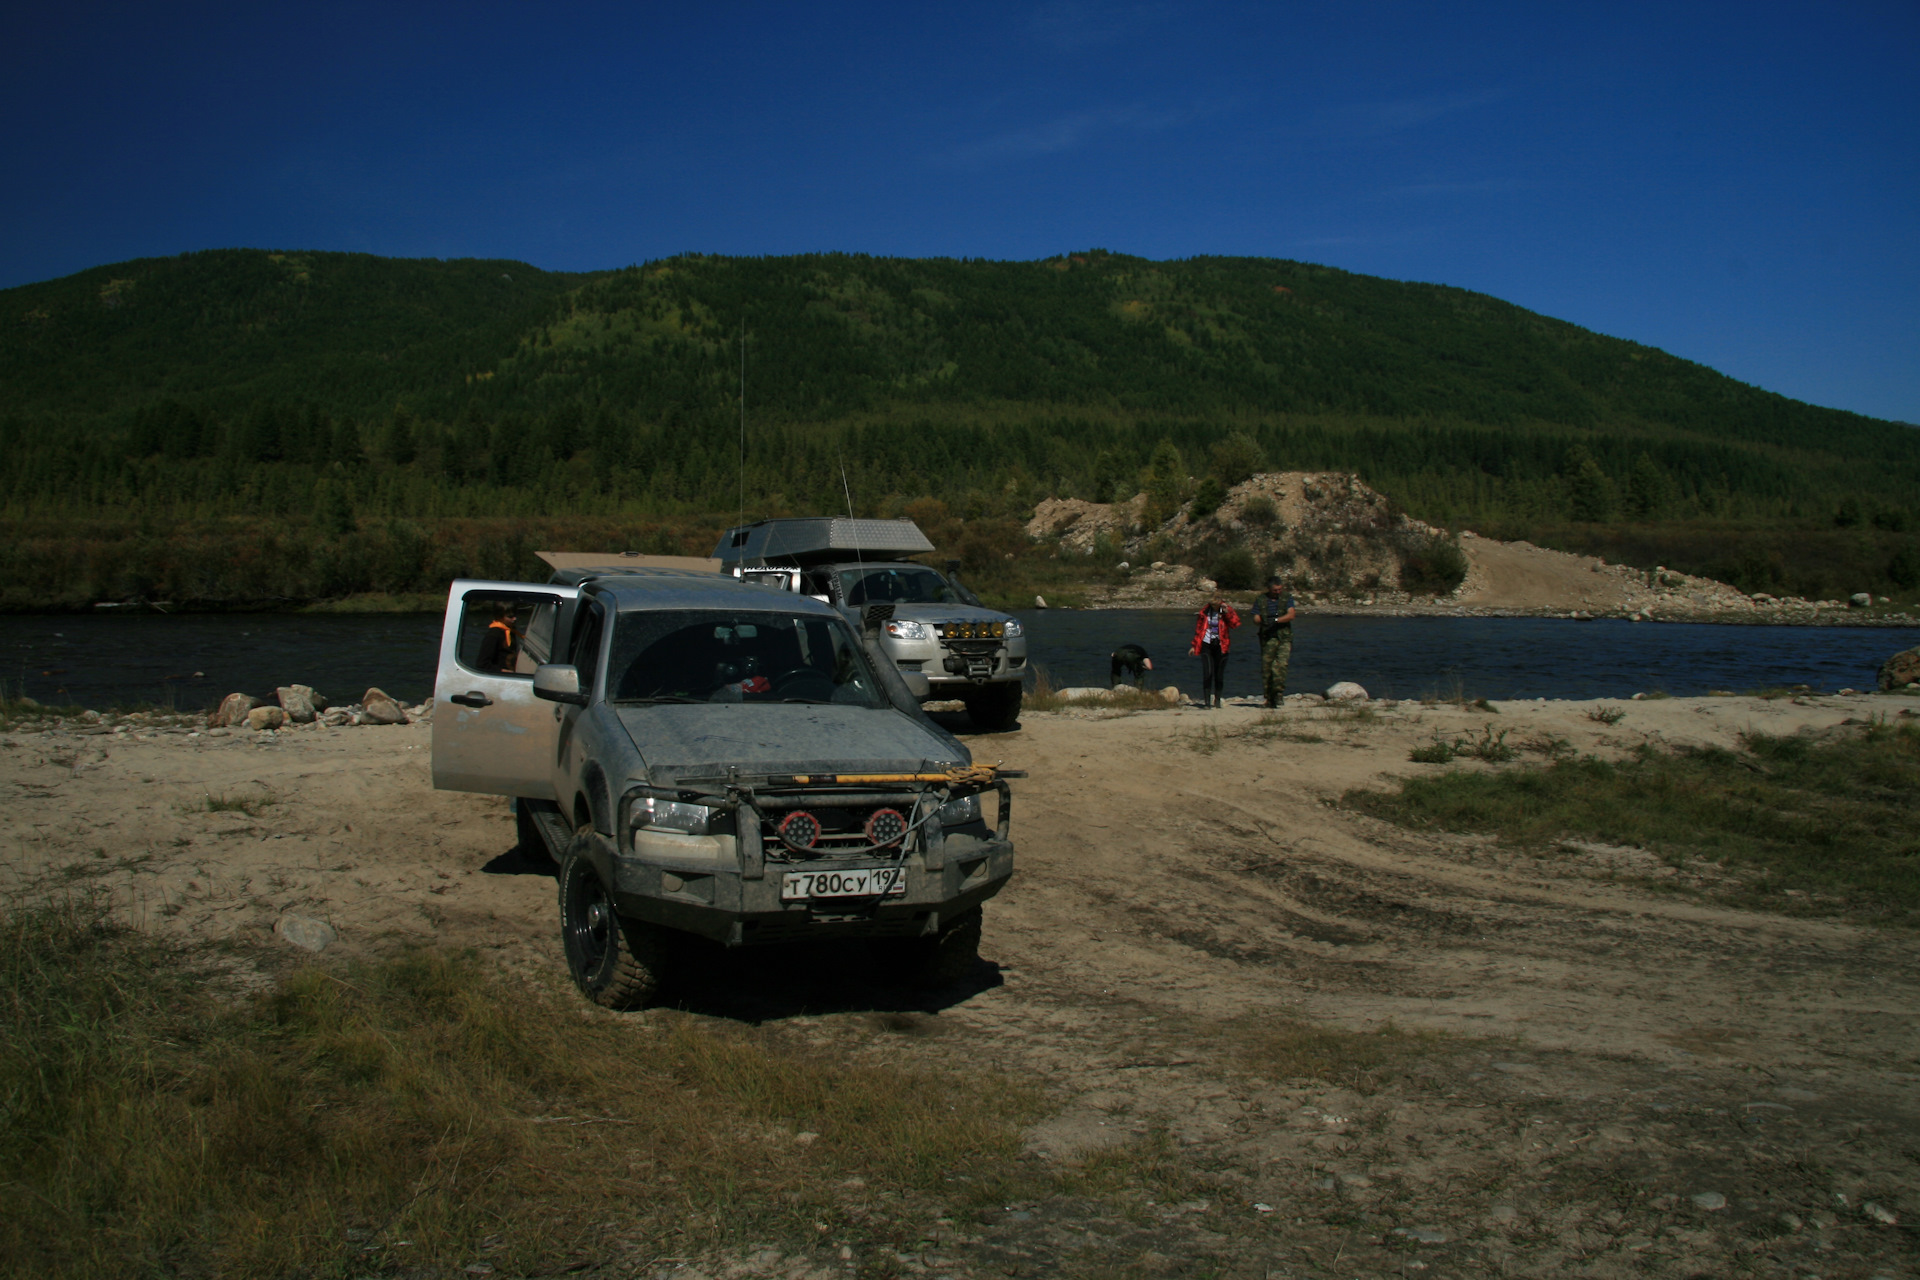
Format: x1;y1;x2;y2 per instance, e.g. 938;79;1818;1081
1409;724;1516;764
0;897;1043;1279
1317;702;1378;726
1183;725;1224;755
1586;705;1626;725
1064;1129;1213;1207
1221;1015;1456;1095
1348;721;1920;924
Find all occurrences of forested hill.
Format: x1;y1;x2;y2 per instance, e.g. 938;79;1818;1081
0;250;587;419
2;248;1916;559
4;247;1906;445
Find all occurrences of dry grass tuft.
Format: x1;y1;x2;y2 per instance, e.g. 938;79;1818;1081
1022;664;1170;715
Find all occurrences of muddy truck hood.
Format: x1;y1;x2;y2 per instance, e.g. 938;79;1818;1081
615;703;970;786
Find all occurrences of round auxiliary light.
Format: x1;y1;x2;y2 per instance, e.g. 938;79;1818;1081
777;811;820;852
864;807;907;848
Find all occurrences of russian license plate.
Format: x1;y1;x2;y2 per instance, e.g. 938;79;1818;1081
781;866;907;901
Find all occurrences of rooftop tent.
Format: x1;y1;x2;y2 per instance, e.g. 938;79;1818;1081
535;550;724;574
713;518;934;569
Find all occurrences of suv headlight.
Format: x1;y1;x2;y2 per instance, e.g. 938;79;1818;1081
633;797;714;835
885;619;932;641
937;793;981;826
1001;618;1023;638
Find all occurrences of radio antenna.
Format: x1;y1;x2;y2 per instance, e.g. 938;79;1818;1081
840;459;864;571
737;321;746;530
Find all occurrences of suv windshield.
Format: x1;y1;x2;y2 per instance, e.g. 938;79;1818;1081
608;610;888;708
837;565;980;607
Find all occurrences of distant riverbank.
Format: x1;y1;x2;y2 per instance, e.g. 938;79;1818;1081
8;610;1917;714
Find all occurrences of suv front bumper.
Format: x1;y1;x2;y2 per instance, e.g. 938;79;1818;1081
594;831;1014;945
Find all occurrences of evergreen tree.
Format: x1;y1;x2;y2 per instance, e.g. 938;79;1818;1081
1626;452;1674;517
1144;439;1185;528
1208;432;1265;485
379;405;417;465
1567;445;1616;521
313;480;356;537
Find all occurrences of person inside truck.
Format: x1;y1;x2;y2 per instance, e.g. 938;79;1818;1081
475;604;519;673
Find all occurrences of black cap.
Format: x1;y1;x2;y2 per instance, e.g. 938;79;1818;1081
1268;575;1285;587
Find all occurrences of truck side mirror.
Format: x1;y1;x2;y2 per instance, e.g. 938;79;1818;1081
532;664;589;705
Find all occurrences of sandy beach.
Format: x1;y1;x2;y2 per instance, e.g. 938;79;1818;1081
4;692;1915;1277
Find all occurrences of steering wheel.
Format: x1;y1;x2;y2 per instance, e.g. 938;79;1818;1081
770;667;837;701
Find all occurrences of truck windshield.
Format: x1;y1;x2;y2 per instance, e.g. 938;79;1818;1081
608;610;888;708
837;565;980;607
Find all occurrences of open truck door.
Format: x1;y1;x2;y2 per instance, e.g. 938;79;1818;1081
431;579;579;797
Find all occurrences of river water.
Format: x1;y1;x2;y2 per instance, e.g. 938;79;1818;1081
7;610;1914;712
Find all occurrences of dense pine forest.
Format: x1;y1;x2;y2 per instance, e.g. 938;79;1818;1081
2;247;1915;609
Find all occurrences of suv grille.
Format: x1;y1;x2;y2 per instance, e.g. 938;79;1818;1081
758;802;914;861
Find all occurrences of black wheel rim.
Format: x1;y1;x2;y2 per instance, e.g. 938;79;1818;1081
566;869;614;977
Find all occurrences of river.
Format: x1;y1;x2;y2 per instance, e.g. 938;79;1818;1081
6;610;1914;712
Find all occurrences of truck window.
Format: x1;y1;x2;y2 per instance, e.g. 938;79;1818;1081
456;592;554;677
836;566;975;606
607;610;886;707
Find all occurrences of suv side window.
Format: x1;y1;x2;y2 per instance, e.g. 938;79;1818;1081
456;592;555;677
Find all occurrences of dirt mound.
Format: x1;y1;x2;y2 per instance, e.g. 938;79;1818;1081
1031;471;1442;599
1029;478;1792;619
1456;532;1785;618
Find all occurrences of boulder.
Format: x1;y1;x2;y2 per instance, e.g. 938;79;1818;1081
1879;646;1920;692
274;914;336;953
1850;592;1873;608
246;705;286;731
1034;595;1048;609
293;683;328;712
1159;686;1182;706
275;686;316;723
1326;681;1369;701
321;708;354;727
361;687;409;725
211;692;259;728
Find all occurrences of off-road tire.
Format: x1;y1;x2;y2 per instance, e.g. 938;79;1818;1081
963;683;1022;733
890;906;983;987
558;836;664;1009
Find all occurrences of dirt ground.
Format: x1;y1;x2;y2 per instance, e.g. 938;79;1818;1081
4;695;1916;1279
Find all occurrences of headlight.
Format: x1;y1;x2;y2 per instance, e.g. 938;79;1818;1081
1002;618;1023;638
885;619;931;641
937;793;981;826
633;797;714;835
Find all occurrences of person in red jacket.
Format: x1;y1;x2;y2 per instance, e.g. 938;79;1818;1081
1188;591;1241;708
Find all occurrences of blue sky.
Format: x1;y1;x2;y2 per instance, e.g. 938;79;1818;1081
5;1;1916;423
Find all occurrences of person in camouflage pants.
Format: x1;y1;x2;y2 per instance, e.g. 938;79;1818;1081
1253;576;1297;708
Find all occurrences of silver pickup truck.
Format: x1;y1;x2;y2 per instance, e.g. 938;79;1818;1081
716;518;1027;731
429;564;1018;1008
